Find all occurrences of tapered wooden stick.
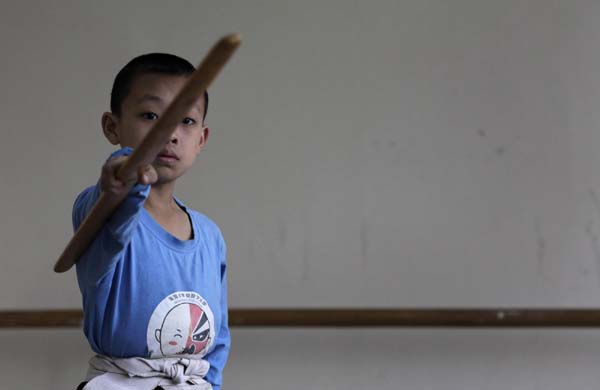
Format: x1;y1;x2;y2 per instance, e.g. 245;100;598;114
54;34;241;273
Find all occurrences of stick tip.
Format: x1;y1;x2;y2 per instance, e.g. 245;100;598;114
53;254;74;273
222;33;242;47
53;263;69;273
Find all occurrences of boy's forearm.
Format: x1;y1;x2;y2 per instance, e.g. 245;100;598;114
73;149;151;253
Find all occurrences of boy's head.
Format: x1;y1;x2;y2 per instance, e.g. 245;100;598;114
102;53;210;184
109;53;208;120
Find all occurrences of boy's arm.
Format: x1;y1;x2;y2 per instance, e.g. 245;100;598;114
205;235;231;390
72;147;155;282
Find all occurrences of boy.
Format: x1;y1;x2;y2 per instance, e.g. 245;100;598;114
73;53;230;390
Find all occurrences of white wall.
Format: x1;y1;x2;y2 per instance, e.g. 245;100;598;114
2;0;600;388
3;0;600;308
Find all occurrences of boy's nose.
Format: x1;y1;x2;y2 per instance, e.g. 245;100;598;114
170;133;178;144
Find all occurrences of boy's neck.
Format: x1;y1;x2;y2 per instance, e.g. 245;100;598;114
143;180;193;241
144;181;179;214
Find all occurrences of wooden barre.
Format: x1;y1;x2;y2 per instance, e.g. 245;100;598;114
5;309;600;328
53;34;241;273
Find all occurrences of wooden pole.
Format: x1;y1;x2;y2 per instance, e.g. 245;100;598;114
5;309;600;328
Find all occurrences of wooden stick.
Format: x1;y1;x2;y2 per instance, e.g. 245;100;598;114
6;309;600;328
54;34;241;273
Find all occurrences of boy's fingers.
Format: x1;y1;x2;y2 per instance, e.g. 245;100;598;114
106;155;128;169
138;165;158;185
104;155;135;183
146;165;158;184
101;156;133;194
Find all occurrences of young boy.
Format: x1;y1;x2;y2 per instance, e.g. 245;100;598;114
73;53;230;390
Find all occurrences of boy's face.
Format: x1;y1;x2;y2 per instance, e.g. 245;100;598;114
102;73;209;184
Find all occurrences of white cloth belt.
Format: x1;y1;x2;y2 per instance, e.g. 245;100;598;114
83;355;212;390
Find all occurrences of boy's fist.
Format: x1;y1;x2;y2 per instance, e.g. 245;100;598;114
100;155;158;196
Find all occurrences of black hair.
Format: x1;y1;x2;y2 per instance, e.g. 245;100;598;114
110;53;209;120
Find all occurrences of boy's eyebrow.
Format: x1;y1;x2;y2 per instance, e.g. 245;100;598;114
137;93;203;116
137;94;166;106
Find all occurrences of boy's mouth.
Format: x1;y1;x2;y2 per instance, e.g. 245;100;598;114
156;150;179;163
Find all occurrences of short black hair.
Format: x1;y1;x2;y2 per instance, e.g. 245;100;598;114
110;53;209;120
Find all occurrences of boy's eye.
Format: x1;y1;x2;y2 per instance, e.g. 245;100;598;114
141;112;158;120
182;117;196;125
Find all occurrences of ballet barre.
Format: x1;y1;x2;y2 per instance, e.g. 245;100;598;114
4;309;600;328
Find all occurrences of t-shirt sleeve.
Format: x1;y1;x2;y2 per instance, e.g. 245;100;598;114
204;233;231;390
73;147;150;283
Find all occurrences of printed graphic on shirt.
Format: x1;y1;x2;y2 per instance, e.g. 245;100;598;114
146;291;215;358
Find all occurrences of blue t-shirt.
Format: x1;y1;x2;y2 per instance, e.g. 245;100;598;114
73;147;230;390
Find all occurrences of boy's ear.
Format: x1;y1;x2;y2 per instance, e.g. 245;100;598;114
102;112;121;145
197;125;210;153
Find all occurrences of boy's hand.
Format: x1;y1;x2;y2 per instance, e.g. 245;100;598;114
100;155;158;196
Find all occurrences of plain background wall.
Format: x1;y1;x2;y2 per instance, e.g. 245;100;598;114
3;0;600;308
4;0;600;389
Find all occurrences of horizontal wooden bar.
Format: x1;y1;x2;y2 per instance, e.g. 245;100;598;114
4;309;600;328
231;309;600;328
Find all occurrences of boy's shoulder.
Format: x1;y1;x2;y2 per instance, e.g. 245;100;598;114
76;184;98;203
75;184;98;202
